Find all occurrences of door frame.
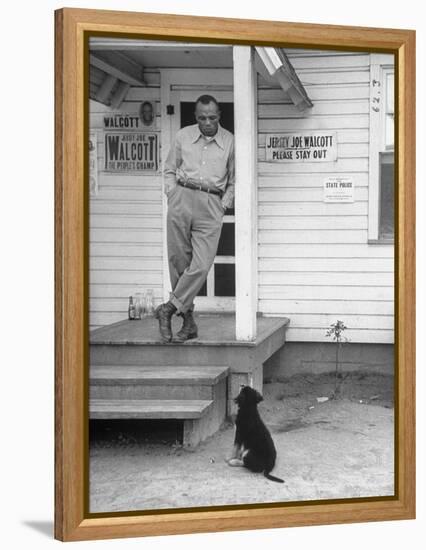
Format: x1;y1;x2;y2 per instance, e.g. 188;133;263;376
171;88;235;312
160;57;258;340
159;69;235;311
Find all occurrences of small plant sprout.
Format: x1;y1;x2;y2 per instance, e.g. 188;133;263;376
325;320;349;399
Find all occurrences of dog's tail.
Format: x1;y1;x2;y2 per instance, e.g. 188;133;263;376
264;471;284;483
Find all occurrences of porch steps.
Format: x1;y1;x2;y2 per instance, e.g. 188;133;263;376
90;399;213;419
90;314;290;417
89;365;229;447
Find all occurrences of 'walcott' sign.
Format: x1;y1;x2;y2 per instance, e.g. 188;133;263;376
104;132;158;172
265;132;337;162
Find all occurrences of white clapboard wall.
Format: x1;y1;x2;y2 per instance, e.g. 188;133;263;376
89;53;394;344
89;70;163;330
257;50;394;343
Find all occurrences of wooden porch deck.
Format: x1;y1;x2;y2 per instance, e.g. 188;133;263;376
90;313;289;347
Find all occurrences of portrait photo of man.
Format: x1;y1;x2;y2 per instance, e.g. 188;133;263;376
139;100;155;127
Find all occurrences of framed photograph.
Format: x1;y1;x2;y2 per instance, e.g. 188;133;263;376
55;7;415;542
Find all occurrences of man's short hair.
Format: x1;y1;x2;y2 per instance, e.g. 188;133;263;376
195;94;220;110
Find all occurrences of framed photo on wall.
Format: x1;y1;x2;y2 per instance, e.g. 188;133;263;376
55;7;415;542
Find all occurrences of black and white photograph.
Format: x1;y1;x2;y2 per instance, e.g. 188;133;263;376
87;37;395;514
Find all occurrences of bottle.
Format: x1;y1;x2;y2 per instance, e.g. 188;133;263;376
145;289;155;316
128;296;136;320
139;292;147;318
134;292;142;320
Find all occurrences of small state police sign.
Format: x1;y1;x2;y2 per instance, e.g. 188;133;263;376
323;177;354;203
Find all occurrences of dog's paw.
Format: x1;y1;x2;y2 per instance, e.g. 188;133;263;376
228;458;244;467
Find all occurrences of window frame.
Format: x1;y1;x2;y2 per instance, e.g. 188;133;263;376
368;54;395;244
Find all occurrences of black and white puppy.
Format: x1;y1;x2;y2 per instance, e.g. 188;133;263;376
228;385;284;483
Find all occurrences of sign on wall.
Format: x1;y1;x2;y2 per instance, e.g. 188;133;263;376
89;131;98;195
102;111;159;172
104;132;158;172
103;108;156;130
265;131;337;162
323;177;354;203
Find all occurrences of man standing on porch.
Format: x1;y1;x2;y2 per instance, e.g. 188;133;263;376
155;94;235;343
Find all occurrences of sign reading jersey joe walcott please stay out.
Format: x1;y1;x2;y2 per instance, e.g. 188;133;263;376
265;131;337;162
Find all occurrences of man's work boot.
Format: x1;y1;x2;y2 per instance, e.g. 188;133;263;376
174;310;198;343
154;301;176;343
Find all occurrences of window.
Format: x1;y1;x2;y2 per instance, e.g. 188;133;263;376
379;152;394;239
368;55;395;243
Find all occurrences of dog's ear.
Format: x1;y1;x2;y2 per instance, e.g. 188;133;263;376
234;385;246;405
255;390;263;403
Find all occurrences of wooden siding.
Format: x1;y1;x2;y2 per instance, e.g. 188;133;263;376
257;52;394;343
89;52;394;344
89;79;162;330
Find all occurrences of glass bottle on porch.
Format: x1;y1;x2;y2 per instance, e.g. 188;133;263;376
145;289;155;316
139;292;147;318
128;296;136;320
133;292;144;320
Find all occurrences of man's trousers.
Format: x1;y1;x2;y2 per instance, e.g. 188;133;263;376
166;184;224;314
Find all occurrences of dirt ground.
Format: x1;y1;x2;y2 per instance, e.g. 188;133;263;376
89;371;394;513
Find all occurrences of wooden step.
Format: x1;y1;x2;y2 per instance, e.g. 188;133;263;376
90;365;229;386
89;366;229;447
90;365;229;401
90;399;214;420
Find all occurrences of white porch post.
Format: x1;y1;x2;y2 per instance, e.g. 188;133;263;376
233;46;258;341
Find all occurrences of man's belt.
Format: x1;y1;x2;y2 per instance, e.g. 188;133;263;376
177;178;222;197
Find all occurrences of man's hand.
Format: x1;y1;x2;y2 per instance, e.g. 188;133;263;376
165;184;177;197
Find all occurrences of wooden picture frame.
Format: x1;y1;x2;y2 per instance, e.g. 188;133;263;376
55;7;415;541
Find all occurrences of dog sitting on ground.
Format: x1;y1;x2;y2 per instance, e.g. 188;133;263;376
227;385;284;483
